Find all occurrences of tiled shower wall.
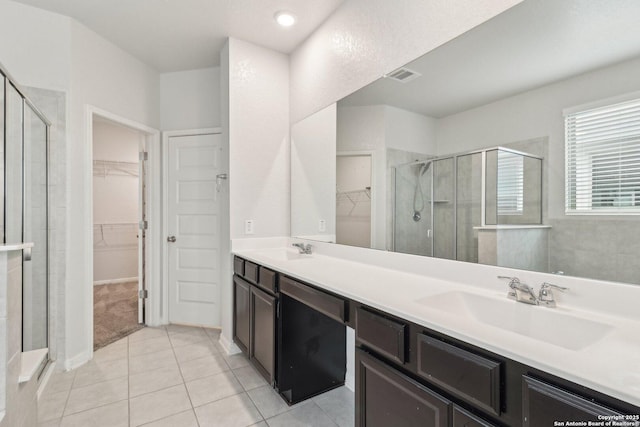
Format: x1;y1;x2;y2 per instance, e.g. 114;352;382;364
548;217;640;284
25;87;66;365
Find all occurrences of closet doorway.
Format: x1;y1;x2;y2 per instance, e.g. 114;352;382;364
92;117;147;350
336;153;373;248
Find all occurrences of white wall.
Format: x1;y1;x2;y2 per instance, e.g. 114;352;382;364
385;106;437;154
66;20;160;366
290;0;524;123
219;38;290;351
228;38;290;240
291;103;337;241
0;0;71;92
92;120;142;283
160;67;221;130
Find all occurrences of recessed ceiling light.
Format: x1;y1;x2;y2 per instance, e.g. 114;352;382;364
275;11;296;27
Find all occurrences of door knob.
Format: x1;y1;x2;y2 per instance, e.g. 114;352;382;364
167;236;176;243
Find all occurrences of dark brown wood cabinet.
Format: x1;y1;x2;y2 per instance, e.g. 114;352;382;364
453;406;497;427
233;275;251;354
250;284;276;384
522;376;623;427
233;257;278;385
416;334;502;416
356;349;451;427
233;256;640;425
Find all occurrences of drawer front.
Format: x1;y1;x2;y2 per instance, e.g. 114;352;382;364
522;376;623;426
280;276;346;323
453;406;497;427
356;349;450;427
356;307;406;364
244;261;259;283
233;256;245;276
417;334;502;416
258;266;277;294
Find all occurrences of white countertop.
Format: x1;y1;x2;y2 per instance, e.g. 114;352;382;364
234;245;640;408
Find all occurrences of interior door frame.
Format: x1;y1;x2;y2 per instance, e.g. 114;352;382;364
85;106;161;360
161;128;221;325
336;150;377;248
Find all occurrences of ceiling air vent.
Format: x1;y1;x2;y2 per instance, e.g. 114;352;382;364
385;67;421;83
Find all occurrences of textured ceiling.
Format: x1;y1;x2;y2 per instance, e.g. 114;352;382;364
340;0;640;118
10;0;345;72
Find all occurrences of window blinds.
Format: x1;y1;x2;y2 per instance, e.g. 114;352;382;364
497;150;524;215
565;97;640;213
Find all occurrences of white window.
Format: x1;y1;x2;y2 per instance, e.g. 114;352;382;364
565;95;640;214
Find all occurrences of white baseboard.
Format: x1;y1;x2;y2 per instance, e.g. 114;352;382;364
218;333;241;356
64;350;91;371
93;277;138;286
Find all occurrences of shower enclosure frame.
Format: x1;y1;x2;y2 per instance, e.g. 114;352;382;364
1;61;52;378
392;146;543;261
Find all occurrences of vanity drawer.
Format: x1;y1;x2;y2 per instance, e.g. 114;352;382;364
258;266;277;294
244;261;259;283
522;376;623;426
233;256;245;276
356;307;406;364
453;406;497;427
280;276;346;323
417;334;502;416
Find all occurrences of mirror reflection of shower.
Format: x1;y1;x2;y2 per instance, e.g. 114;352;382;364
413;161;432;222
393;147;543;265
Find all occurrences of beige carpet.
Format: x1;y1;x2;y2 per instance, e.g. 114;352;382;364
93;281;143;350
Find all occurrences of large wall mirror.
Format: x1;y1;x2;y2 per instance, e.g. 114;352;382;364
291;0;640;285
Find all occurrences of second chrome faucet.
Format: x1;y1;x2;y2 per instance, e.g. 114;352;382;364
498;276;568;307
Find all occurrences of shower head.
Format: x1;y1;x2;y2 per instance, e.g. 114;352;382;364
418;161;431;176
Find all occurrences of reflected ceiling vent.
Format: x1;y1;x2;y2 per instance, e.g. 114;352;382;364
384;67;421;83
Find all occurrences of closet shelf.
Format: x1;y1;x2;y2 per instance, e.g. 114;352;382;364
93;223;139;250
336;187;371;215
93;160;139;178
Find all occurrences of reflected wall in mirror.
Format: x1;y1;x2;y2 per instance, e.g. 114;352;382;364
291;0;640;285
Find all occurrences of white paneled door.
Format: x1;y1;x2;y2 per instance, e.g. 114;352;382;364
167;133;222;326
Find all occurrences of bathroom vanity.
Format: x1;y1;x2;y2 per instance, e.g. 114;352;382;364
232;246;640;426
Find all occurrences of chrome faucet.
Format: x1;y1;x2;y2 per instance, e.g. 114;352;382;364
292;243;312;254
498;276;539;305
538;282;568;308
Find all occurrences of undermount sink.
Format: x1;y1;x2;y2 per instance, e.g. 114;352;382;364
415;291;613;351
252;248;313;262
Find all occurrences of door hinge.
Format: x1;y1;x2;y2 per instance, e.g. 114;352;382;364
139;289;148;299
139;220;148;230
139;151;148;161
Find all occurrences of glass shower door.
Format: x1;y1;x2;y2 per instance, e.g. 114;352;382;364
393;161;433;257
23;104;49;352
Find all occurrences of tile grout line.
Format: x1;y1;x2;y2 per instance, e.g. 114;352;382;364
167;325;201;427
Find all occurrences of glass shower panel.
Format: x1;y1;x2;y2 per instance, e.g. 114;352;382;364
23;104;49;351
456;153;483;263
394;161;433;256
485;149;542;225
0;77;4;242
432;157;455;259
5;83;23;244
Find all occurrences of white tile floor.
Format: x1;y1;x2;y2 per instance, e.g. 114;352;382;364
38;325;355;427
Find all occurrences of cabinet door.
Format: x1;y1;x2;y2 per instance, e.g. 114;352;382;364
356;349;450;427
523;376;623;427
233;276;251;354
251;285;276;384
